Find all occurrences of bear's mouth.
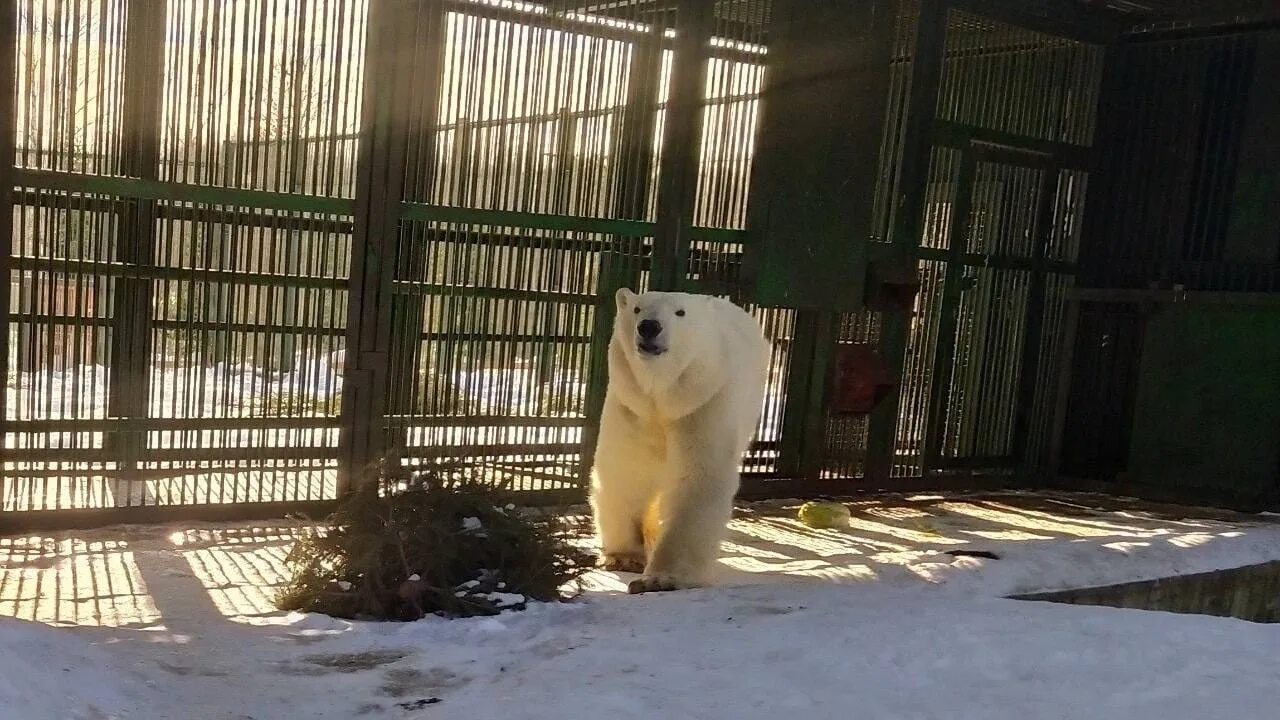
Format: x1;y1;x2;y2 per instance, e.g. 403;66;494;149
636;342;666;357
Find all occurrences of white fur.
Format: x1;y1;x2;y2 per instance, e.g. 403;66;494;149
590;288;769;592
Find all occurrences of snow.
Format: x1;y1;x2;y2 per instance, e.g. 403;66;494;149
0;617;142;720
3;492;1280;720
4;362;786;509
4;363;787;451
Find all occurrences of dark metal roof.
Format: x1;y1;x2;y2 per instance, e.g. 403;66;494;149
560;0;1278;40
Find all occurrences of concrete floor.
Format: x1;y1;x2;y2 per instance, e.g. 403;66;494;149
3;490;1277;629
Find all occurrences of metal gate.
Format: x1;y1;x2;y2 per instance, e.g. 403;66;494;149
922;145;1084;475
870;1;1099;484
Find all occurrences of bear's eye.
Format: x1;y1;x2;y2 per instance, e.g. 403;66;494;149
633;307;641;315
675;309;686;317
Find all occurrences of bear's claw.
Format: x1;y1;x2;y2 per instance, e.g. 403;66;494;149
600;553;646;574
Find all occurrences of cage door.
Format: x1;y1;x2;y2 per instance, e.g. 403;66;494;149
923;145;1056;473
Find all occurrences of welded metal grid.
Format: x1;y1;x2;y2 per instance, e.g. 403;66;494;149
1;0;802;521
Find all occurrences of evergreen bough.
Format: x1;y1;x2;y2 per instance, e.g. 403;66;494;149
276;471;593;620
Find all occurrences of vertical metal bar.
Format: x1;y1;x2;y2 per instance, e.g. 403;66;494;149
612;24;663;226
796;311;838;481
580;25;664;479
0;0;15;498
921;149;977;473
1047;291;1082;481
107;0;168;473
386;0;446;459
340;0;418;492
1013;164;1059;474
775;311;817;476
650;0;714;291
864;0;949;483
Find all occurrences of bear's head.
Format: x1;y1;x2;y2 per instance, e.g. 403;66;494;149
613;288;716;372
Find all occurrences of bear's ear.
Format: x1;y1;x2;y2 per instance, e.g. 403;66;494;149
615;287;636;312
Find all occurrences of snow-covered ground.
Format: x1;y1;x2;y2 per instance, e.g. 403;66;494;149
3;492;1280;720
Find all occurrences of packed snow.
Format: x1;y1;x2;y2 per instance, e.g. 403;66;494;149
2;492;1280;720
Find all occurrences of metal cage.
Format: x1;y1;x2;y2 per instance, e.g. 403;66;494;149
3;0;1277;529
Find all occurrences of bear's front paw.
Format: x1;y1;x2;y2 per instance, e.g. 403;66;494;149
600;552;646;574
627;573;696;594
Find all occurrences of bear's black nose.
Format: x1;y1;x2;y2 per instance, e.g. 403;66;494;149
637;319;662;340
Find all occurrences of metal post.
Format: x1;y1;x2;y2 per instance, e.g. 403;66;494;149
106;0;168;471
580;24;665;480
339;0;420;492
920;150;977;472
864;0;949;483
0;0;16;500
1012;164;1060;475
385;0;447;460
650;0;715;291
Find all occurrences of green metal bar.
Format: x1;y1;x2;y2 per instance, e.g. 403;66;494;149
650;0;715;291
797;311;840;481
7;314;346;338
340;0;419;492
0;0;15;477
775;312;818;476
385;0;448;461
388;415;583;428
690;226;750;244
439;0;764;64
10;170;747;245
865;0;949;483
946;0;1124;44
399;201;655;237
911;244;1079;274
580;22;664;480
3;446;339;463
389;281;595;305
1046;294;1083;479
106;0;168;474
12;168;355;215
1077;44;1125;289
921;150;979;473
8;255;346;290
416;331;590;343
0;501;341;535
421;207;635;237
7;416;341;432
740;0;894;311
1012;164;1060;476
402;442;583;460
1070;288;1280;306
932;120;1093;171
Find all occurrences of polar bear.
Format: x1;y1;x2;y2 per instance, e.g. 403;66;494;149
590;288;769;594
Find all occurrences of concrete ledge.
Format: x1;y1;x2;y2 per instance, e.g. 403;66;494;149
1011;561;1280;623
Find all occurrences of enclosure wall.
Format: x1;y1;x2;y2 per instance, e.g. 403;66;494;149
1061;26;1280;484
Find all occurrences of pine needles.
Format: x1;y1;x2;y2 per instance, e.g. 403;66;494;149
275;471;593;620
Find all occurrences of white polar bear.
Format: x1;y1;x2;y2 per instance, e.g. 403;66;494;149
590;287;769;594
